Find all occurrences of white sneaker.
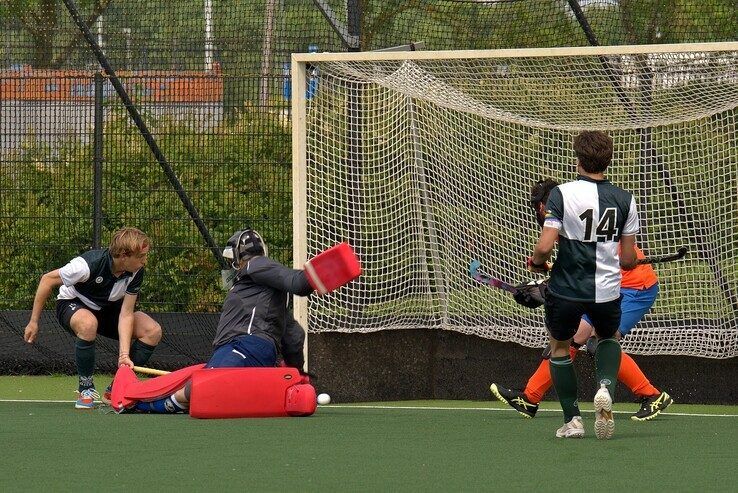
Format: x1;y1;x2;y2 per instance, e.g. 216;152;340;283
594;383;615;440
555;416;585;438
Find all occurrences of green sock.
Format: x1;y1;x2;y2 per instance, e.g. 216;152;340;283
549;355;580;422
75;338;96;391
130;339;156;366
595;338;622;398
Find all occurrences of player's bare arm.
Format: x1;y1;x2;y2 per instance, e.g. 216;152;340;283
24;269;64;343
530;227;558;273
116;293;138;367
620;234;637;270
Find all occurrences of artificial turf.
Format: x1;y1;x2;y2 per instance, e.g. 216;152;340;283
1;376;736;492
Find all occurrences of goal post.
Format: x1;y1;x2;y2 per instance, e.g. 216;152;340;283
292;42;738;359
291;57;309;367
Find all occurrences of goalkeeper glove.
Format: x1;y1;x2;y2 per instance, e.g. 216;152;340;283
513;279;548;309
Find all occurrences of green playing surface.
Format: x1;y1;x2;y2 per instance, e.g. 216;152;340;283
1;376;736;492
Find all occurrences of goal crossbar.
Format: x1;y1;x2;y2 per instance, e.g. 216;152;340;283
292;41;738;63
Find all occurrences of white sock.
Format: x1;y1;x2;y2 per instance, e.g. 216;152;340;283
170;394;189;410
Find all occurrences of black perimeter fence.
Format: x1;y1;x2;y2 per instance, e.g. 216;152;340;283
1;0;736;374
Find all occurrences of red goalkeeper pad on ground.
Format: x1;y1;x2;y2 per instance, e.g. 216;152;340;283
284;382;317;416
125;363;205;400
189;367;316;418
111;365;139;413
111;363;205;413
304;242;361;295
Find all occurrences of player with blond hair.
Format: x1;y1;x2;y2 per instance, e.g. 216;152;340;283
24;227;162;408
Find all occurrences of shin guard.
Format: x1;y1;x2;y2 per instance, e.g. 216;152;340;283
189;367;316;418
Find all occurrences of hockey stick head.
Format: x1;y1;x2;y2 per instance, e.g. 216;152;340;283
469;260;519;294
637;246;688;265
469;259;482;278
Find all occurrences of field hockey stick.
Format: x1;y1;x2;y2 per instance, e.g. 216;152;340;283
637;246;688;265
469;260;519;295
133;366;171;376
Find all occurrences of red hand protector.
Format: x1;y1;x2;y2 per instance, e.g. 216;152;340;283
304;242;361;294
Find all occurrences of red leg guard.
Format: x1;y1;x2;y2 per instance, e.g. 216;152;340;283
304;242;361;294
124;363;206;400
111;365;140;413
189;367;316;418
113;363;206;413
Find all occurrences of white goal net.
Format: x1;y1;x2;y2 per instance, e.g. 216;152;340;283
292;42;738;359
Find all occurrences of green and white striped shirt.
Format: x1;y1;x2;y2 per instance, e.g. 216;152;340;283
543;175;639;302
57;249;144;310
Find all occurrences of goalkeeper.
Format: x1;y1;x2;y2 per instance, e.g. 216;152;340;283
134;229;312;413
490;178;672;422
133;229;360;414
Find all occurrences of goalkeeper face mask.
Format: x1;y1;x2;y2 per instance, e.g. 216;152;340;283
222;229;268;268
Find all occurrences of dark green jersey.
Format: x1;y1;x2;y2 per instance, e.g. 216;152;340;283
57;249;144;310
543;175;639;302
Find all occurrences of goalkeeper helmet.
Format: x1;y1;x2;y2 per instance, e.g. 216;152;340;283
222;229;268;267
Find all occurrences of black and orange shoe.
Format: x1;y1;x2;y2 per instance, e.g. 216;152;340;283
490;383;538;418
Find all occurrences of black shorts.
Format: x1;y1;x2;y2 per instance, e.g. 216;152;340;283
544;293;622;341
55;299;122;340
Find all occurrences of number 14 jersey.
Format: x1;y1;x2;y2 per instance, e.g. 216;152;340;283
543;175;639;303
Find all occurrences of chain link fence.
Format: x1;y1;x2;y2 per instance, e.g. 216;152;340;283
1;0;735;372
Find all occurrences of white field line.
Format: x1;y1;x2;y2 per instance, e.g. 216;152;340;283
0;399;80;403
326;404;738;418
1;399;736;417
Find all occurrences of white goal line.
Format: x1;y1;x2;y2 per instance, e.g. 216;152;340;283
330;404;738;418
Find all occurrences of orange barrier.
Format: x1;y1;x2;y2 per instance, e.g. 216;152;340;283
0;65;223;102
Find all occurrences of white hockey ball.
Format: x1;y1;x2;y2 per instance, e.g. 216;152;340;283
317;393;331;405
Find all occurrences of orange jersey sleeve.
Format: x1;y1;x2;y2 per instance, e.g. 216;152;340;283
621;246;658;290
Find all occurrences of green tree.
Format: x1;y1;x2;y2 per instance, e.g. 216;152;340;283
620;0;737;44
1;0;111;68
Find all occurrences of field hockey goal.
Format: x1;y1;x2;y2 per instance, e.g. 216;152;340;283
291;42;738;359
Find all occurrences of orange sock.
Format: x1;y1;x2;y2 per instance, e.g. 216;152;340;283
523;360;550;403
617;352;659;397
524;346;579;403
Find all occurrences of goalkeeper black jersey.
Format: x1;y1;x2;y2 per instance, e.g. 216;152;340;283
212;256;313;359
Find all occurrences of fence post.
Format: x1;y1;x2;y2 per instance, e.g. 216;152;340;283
92;71;104;249
62;0;228;269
